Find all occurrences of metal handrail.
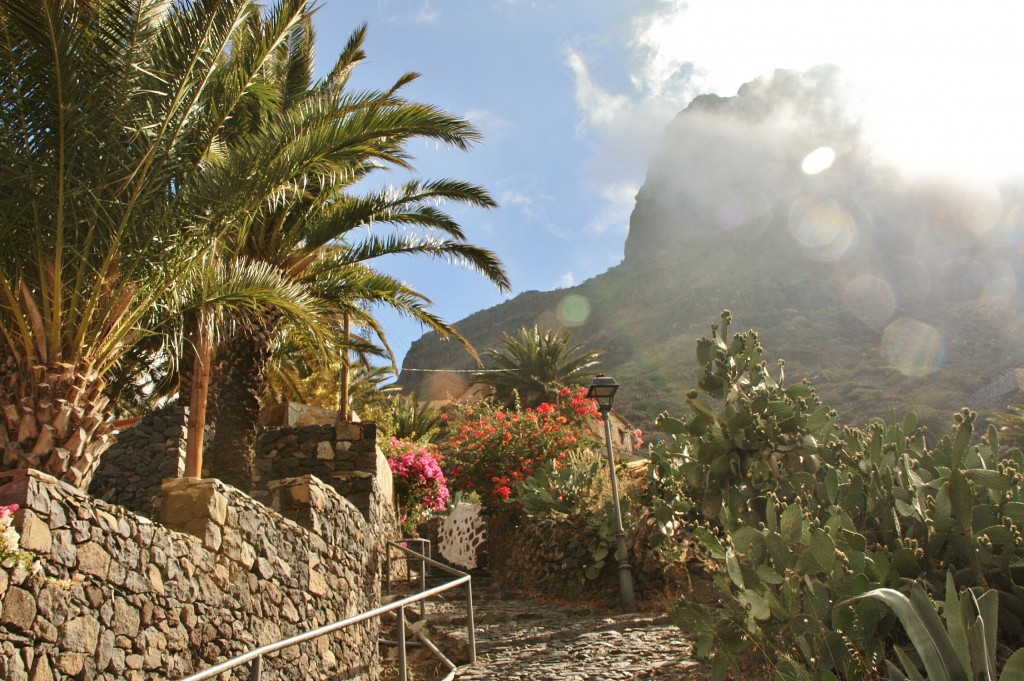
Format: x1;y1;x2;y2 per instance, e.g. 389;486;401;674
384;540;477;681
176;542;475;681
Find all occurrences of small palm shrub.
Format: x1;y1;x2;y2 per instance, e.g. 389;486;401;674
366;393;443;445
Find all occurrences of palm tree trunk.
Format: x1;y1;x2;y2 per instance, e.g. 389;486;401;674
339;310;350;421
207;314;281;491
185;310;213;477
0;352;114;490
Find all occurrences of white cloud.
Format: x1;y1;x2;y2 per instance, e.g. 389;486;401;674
498;189;538;217
628;0;1024;182
414;2;439;22
587;181;637;236
390;1;439;23
600;181;639;207
566;49;675;222
560;272;575;288
464;108;512;140
566;51;633;136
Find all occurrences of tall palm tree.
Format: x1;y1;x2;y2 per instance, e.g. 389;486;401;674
471;326;603;408
202;21;510;489
0;0;316;488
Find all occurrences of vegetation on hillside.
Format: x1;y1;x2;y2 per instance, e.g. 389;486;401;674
399;68;1024;442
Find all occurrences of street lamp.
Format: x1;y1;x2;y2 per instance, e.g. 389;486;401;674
587;375;637;613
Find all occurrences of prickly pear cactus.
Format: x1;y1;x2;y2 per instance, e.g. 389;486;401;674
655;310;838;530
658;313;1024;680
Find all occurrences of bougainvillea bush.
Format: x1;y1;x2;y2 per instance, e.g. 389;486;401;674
0;503;34;572
387;438;451;536
1;503;21;561
442;387;607;514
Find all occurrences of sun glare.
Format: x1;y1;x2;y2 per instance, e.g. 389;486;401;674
801;146;835;175
637;1;1024;184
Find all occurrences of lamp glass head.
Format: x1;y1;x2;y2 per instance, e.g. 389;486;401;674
587;375;619;410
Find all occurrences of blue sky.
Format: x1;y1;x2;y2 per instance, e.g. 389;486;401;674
313;1;1024;370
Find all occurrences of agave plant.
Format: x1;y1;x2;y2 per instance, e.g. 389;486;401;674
842;575;1024;681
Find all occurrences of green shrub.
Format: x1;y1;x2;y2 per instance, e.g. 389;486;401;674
514;449;609;517
513;450;625;580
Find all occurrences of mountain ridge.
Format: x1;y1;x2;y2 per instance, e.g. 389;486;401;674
399;67;1024;436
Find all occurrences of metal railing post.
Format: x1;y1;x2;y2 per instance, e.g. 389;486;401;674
249;655;262;681
386;545;393;596
466;580;476;664
418;546;427;620
397;605;408;681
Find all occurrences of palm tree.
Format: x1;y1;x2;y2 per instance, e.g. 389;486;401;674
0;0;316;488
202;21;510;489
471;326;603;408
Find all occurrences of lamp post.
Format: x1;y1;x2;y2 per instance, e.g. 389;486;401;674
587;375;637;613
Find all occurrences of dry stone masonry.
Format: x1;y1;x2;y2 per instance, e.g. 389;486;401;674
90;408;394;529
89;406;188;518
0;467;385;680
252;421;387;519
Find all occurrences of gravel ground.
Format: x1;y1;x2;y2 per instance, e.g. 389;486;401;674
381;574;710;681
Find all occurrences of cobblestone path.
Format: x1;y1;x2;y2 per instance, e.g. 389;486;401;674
411;576;709;681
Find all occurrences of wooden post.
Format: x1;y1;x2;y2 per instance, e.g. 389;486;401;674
185;311;212;478
339;311;350;422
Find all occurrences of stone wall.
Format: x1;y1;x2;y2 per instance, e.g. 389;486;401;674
252;421;394;525
0;468;382;681
486;514;615;602
89;406;188;518
91;410;395;536
485;512;699;606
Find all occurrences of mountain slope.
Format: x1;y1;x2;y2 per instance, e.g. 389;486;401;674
399;67;1024;436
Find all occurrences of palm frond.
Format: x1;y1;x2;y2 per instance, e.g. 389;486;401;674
301;178;498;249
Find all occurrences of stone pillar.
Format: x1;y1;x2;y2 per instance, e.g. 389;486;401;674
159;477;228;551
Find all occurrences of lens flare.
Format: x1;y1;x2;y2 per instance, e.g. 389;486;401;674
801;146;835;175
842;275;895;330
983;275;1018;300
424;372;467;400
889;256;932;301
558;294;591;326
881;318;945;377
961;183;1003;237
1003;203;1024;254
715;192;772;232
789;196;857;261
939;257;988;302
